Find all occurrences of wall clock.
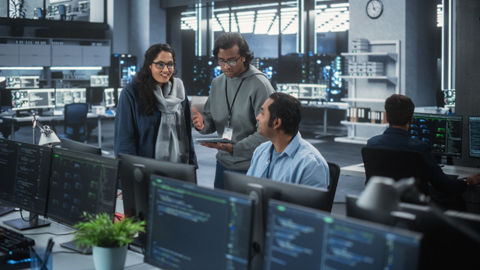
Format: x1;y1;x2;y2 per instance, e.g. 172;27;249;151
366;0;383;19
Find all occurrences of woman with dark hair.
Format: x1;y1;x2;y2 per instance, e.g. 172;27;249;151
114;43;196;165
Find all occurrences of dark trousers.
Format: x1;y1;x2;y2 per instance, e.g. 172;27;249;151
214;161;247;189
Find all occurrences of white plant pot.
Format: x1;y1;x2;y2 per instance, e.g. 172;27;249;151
92;245;128;270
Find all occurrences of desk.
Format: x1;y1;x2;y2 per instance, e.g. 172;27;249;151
0;211;150;270
302;102;348;135
341;162;479;179
0;112;114;148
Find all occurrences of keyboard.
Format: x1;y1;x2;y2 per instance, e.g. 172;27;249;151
0;225;35;253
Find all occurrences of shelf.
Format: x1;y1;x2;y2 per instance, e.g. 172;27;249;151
341;75;397;85
341;98;385;103
341;52;397;61
341;120;388;127
334;137;368;145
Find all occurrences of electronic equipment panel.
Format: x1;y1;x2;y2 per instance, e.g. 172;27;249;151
11;88;55;111
263;200;422;269
469;116;480;158
145;175;253;270
47;148;118;226
410;113;463;156
0;139;51;216
4;76;40;89
90;75;109;87
54;88;86;108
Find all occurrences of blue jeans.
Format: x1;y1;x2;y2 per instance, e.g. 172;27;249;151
214;162;247;189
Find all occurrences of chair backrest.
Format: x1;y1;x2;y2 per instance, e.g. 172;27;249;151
64;103;88;142
361;147;430;193
326;162;340;212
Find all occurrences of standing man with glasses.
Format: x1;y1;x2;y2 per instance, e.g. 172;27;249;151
192;32;274;188
114;43;197;167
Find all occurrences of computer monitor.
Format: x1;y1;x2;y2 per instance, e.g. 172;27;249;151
11;88;55;111
410;113;463;157
118;153;197;219
58;138;101;155
144;175;253;270
264;200;422;269
469;116;480;158
54;88;87;108
0;138;52;230
47;148;118;226
5;75;40;89
90;75;109;87
104;88;115;108
223;172;331;269
86;87;104;105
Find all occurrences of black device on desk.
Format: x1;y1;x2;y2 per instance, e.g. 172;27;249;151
47;148;118;254
86;87;105;106
0;225;35;268
117;154;197;249
264;200;422;269
223;172;332;270
144;175;253;270
409;113;463;158
0;139;52;230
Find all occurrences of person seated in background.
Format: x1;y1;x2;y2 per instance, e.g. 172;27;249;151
247;92;330;188
367;94;480;208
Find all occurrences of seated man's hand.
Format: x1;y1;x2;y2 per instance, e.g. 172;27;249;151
466;174;480;186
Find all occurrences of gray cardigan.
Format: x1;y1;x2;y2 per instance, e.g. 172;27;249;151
200;65;274;170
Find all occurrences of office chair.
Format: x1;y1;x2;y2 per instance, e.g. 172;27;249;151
326;162;340;212
63;103;88;142
361;147;430;195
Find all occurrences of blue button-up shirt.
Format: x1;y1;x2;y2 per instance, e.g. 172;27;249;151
247;132;329;188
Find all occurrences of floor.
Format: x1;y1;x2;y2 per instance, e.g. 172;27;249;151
7;119;366;217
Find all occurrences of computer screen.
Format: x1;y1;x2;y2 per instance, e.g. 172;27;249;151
0;139;51;216
11;88;55;111
264;200;422;269
90;75;109;87
55;88;87;108
86;87;104;105
5;75;40;89
469;116;480;158
144;175;253;270
117;153;197;221
104;88;115;108
47;148;118;226
410;113;463;156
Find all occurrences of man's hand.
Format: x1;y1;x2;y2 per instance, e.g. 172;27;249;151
199;142;233;153
466;173;480;186
192;107;204;131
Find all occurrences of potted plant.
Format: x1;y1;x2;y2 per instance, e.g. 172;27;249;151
73;213;145;270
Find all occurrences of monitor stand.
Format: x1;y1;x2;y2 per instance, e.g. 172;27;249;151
4;212;50;230
60;240;92;254
246;184;266;270
0;206;14;217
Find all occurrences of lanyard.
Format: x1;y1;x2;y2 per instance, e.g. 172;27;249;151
265;146;275;178
225;78;246;125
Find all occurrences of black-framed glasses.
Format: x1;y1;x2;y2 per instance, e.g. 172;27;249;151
152;61;174;70
218;56;241;67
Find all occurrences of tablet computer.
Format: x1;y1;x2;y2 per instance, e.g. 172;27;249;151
195;137;231;143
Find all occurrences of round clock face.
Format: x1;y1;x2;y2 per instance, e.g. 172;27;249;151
366;0;383;19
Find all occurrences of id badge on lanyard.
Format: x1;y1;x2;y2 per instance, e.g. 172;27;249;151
224;78;245;141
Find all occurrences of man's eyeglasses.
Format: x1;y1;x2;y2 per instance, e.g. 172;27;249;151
152;61;174;70
218;56;241;67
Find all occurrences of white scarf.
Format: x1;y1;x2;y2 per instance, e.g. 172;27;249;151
153;78;189;163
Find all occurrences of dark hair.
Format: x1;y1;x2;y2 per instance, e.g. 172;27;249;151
213;32;253;67
134;43;176;115
267;92;301;136
384;94;415;126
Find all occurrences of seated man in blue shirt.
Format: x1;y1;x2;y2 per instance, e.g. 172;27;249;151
247;92;329;188
367;94;480;208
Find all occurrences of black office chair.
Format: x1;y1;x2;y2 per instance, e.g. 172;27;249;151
63;103;88;142
326;162;340;212
361;147;430;195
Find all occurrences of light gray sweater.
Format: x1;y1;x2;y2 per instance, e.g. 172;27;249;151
200;65;275;170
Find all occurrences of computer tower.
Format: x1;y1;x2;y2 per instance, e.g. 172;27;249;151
110;54;137;88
